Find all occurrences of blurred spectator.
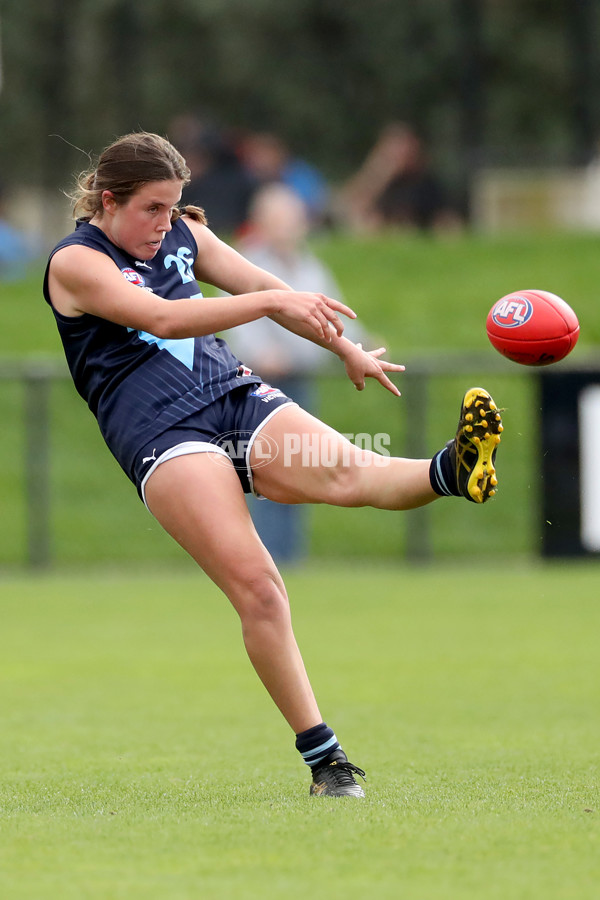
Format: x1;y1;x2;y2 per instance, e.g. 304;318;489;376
224;183;363;563
169;113;256;236
339;122;463;233
226;183;345;387
240;131;331;225
0;182;37;280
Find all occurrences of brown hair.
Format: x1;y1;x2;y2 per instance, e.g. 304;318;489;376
70;131;206;225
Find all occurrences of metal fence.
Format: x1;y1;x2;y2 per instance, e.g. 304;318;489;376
0;358;69;568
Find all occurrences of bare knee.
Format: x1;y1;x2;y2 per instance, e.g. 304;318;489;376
227;567;291;628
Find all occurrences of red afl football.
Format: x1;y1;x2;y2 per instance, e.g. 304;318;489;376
486;290;580;366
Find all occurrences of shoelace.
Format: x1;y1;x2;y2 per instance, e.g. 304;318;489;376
329;760;367;783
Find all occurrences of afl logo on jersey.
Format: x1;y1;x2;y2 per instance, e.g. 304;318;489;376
491;296;533;328
121;267;145;287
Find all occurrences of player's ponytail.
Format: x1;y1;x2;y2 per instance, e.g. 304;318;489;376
69;169;101;221
174;204;207;226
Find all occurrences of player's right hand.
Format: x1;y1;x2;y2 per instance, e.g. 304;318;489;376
272;291;357;342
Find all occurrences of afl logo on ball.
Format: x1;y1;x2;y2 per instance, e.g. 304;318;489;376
121;267;145;287
491;296;533;328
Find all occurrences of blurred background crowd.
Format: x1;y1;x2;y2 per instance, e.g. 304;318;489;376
1;106;467;278
2;0;600;259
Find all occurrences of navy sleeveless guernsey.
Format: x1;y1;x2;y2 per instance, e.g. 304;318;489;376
43;217;261;483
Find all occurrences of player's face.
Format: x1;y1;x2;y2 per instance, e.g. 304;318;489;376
100;180;183;260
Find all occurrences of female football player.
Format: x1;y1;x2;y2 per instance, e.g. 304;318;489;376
44;132;502;798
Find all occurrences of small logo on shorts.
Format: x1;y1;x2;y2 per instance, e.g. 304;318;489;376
142;448;157;465
210;430;279;470
121;267;146;287
250;383;286;403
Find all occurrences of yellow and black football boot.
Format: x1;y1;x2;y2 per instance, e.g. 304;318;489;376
449;387;503;503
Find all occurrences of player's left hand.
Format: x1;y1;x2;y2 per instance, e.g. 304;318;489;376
342;343;405;396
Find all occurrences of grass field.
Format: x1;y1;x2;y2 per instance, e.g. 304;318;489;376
1;563;599;899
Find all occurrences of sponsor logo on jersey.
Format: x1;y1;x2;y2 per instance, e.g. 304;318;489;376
491;296;533;328
250;383;286;402
121;267;145;287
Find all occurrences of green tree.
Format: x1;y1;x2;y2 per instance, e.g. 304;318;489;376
0;0;598;198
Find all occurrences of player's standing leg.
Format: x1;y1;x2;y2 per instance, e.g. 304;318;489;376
144;451;365;797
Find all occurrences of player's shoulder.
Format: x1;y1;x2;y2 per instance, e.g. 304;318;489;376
50;221;113;268
50;239;116;270
49;241;121;292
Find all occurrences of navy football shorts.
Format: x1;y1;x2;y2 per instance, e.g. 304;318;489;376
133;383;295;507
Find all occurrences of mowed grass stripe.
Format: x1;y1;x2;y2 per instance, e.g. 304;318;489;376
0;563;599;899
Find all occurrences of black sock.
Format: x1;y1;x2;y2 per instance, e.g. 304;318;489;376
429;442;460;497
295;722;340;768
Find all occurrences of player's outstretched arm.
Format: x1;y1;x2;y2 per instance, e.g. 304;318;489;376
48;244;352;344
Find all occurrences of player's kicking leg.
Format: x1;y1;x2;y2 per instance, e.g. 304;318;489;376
251;386;503;511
